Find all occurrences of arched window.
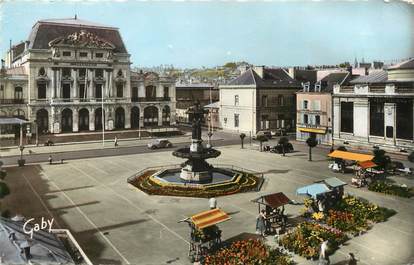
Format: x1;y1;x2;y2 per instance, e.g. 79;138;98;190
144;106;158;127
115;107;125;129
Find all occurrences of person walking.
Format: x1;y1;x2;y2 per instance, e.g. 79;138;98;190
209;197;217;209
256;209;266;237
48;155;52;165
114;136;118;147
318;240;330;265
348;253;357;265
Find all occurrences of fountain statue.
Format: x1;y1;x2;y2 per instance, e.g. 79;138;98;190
173;101;221;183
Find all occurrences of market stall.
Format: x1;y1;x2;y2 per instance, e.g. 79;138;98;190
328;150;374;173
351;160;379;187
251;192;291;234
178;208;231;262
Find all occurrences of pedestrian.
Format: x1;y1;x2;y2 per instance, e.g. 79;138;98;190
348;253;357;265
318;240;330;265
256;209;266;236
209;197;217;209
114;136;118;147
48;155;52;165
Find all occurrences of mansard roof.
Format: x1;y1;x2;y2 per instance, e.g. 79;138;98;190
28;18;127;53
387;58;414;70
228;67;301;88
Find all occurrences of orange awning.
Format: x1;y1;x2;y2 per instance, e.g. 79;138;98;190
358;160;377;169
191;208;231;229
328;150;374;162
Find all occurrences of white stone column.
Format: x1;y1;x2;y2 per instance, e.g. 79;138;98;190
333;98;341;139
88;69;94;98
108;71;113;98
51;68;56;98
158;106;163;126
72;69;78;99
125;106;131;129
139;106;144;128
138;83;145;98
89;110;95;131
384;102;396;140
56;69;61;99
156;84;163;98
72;108;79;132
354;98;369;138
105;70;109;98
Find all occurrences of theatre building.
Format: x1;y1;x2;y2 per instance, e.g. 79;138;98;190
0;17;176;136
332;58;414;152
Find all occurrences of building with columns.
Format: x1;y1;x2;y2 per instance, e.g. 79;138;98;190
332;58;414;152
0;17;176;136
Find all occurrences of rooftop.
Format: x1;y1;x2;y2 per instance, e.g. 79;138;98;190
387;58;414;70
349;70;388;84
27;17;127;53
227;67;301;88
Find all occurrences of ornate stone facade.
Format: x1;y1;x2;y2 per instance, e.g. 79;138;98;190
0;18;176;135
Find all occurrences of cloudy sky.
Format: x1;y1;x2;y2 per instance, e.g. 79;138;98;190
1;0;413;68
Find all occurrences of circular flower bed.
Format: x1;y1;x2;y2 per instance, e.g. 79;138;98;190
204;239;293;265
128;169;261;198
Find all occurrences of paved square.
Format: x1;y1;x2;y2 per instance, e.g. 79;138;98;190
2;145;414;265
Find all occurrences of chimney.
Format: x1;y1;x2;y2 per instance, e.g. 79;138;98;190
287;67;295;79
347;66;353;76
253;65;265;78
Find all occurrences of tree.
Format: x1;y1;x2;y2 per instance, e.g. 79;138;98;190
373;149;391;172
255;135;268;152
278;137;290;156
0;161;9;217
306;137;318;161
239;133;246;149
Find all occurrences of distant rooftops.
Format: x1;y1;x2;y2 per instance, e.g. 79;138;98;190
176;83;216;89
387;58;414;70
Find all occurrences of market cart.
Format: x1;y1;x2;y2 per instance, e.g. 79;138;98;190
251;192;291;234
178;208;231;262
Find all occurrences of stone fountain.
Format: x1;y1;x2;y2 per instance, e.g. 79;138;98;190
172;101;221;183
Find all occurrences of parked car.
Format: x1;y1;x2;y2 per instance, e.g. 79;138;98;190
274;128;287;136
147;139;173;149
253;131;272;140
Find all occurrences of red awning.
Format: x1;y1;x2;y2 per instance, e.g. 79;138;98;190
358;160;377;169
252;192;290;209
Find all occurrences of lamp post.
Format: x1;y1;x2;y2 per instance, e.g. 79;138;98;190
34;119;39;146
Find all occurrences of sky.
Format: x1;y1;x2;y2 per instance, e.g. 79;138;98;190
0;0;413;68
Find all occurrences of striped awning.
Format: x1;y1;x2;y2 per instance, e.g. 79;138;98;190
328;150;374;162
298;127;327;134
191;208;231;229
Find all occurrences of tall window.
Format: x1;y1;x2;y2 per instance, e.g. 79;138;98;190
370;101;384;136
163;86;169;98
95;84;103;99
261;95;268;107
62;68;71;78
14;87;23;100
234;95;239;106
116;84;123;98
38;83;46;99
396;100;413;140
146;86;156;99
95;52;103;58
341;102;354;133
79;84;86;100
0;85;4;99
278;95;284;106
95;69;103;78
62;51;71;57
303;114;309;124
79;69;86;78
132;87;138;101
234;114;239;128
315;115;320;126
